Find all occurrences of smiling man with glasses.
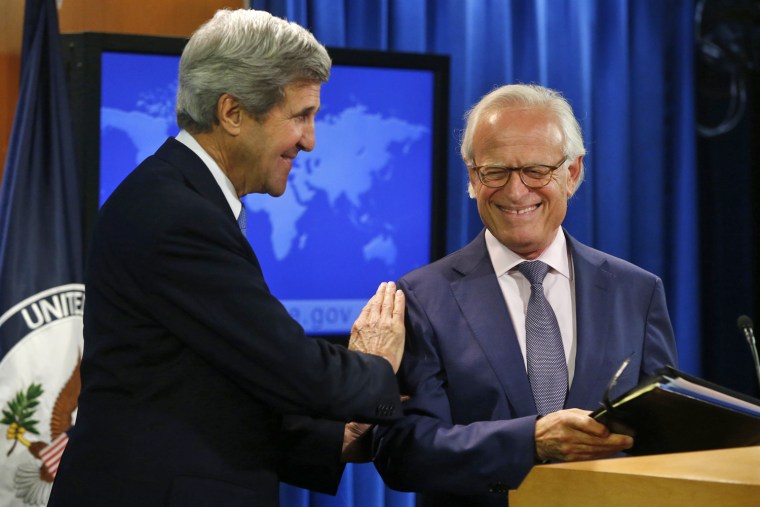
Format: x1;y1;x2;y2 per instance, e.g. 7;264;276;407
373;84;678;506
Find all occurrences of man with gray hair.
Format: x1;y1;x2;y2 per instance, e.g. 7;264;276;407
49;9;405;506
373;84;678;506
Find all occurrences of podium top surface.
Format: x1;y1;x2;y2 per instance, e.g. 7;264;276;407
510;447;760;507
538;445;760;485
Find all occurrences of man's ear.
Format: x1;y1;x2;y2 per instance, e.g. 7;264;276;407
566;155;583;197
217;93;243;135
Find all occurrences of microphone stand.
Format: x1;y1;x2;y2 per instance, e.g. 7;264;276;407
746;331;760;393
738;316;760;392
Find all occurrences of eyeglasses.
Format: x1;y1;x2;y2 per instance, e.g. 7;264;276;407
470;156;568;189
602;356;632;414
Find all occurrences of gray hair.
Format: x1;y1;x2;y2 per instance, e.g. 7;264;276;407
176;9;331;132
460;84;586;197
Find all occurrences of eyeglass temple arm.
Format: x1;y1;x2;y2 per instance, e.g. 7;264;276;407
602;356;632;414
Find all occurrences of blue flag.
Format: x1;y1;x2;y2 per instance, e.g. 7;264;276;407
0;0;84;505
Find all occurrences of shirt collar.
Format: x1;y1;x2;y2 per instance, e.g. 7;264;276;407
175;129;242;219
485;227;571;280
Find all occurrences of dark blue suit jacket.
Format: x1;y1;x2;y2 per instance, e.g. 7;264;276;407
49;138;401;507
373;230;677;506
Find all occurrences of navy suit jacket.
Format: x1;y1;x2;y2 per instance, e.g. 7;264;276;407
49;138;401;507
373;230;677;506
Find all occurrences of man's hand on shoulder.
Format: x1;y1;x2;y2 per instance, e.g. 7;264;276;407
535;408;633;462
349;282;406;373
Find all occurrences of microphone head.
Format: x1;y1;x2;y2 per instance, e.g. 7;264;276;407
738;314;754;330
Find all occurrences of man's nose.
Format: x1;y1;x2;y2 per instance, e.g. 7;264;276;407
297;120;316;152
501;169;531;196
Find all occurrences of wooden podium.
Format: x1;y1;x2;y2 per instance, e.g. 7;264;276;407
509;446;760;506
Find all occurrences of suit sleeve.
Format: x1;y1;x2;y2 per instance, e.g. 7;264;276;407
277;415;345;494
372;280;537;495
641;276;679;376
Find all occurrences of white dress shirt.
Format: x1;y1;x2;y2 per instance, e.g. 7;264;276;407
485;227;577;386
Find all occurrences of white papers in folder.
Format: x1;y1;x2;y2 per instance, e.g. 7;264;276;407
659;376;760;417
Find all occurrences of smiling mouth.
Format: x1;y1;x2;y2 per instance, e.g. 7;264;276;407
499;204;540;215
283;148;301;160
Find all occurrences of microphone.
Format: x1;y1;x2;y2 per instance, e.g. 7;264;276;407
737;315;760;391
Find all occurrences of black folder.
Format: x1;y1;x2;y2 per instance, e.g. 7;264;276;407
590;365;760;455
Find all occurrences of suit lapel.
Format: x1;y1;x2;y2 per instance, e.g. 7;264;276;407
154;138;253;255
565;233;614;409
451;232;536;416
155;138;232;213
449;230;617;412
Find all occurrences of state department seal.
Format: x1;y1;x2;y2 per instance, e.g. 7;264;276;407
0;284;84;507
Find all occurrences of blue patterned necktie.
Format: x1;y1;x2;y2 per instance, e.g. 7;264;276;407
237;204;247;235
518;260;568;415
